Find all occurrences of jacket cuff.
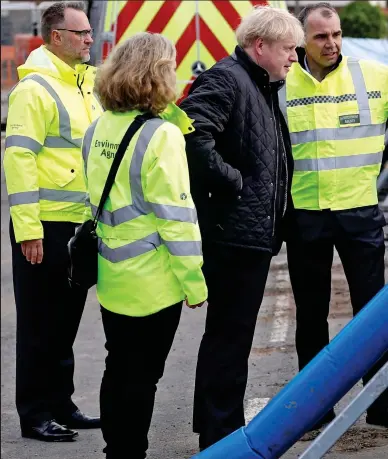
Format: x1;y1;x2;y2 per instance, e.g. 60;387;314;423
234;169;243;191
12;220;44;243
186;284;208;306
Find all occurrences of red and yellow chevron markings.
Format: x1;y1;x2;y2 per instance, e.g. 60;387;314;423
103;1;271;98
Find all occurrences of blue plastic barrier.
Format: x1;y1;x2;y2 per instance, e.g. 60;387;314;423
192;284;388;459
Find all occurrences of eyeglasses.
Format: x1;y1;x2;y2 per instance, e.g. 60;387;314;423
56;28;94;38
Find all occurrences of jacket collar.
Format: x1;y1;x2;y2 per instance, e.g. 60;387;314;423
232;46;285;92
18;45;96;86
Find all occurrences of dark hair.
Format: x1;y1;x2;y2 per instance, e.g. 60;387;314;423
41;1;86;44
298;2;338;29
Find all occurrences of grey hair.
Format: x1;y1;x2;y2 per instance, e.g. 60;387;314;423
236;6;305;48
41;1;86;44
298;2;338;30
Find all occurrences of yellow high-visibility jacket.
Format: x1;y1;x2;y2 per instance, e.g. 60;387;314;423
4;45;103;242
82;106;207;316
280;55;388;211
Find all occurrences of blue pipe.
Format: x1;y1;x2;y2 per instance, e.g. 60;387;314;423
192;284;388;459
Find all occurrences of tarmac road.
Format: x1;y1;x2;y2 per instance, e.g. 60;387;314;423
1;133;387;459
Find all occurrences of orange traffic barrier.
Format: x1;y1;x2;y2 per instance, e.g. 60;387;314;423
1;45;17;89
14;34;44;67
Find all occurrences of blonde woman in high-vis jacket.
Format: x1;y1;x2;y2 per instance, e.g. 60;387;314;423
82;33;207;459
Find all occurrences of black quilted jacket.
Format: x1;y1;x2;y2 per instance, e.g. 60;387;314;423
180;46;294;254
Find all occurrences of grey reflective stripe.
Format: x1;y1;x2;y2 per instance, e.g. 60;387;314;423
44;137;82;148
278;84;287;123
9;189;87;206
5;135;42;153
85;194;91;206
347;57;371;125
130;118;165;212
151;203;197;223
98;232;161;263
8;190;40;206
93;202;199;226
294;151;383;171
98;233;202;263
22;74;80;149
39;188;87;203
7;81;20;101
91;203;143;226
162;239;202;256
291;122;385;145
82;118;99;176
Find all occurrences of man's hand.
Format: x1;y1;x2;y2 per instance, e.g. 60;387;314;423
21;239;43;264
185;299;206;309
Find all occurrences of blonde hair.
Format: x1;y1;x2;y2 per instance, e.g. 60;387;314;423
96;32;177;114
236;6;305;48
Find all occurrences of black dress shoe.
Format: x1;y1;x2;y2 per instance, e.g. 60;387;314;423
21;420;78;442
56;409;101;429
366;409;388;428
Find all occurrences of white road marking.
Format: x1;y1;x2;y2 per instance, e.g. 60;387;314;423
245;397;270;424
244;268;289;424
269;270;290;343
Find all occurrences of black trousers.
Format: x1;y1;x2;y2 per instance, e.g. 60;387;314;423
100;302;182;459
10;220;87;425
193;245;272;449
287;216;387;414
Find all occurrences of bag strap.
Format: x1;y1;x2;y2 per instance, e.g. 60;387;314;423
93;113;155;228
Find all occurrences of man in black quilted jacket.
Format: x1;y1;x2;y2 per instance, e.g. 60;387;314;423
179;6;304;450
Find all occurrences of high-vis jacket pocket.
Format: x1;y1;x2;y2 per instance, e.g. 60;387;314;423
47;163;78;188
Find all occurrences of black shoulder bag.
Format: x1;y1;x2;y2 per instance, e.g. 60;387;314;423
68;113;155;290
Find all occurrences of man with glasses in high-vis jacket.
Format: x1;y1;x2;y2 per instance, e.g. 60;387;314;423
3;1;103;442
279;2;388;430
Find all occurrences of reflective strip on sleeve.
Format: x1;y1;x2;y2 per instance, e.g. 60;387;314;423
151;203;198;223
294;151;383;171
162;239;202;256
8;190;40;206
44;137;82;149
5;135;42;153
